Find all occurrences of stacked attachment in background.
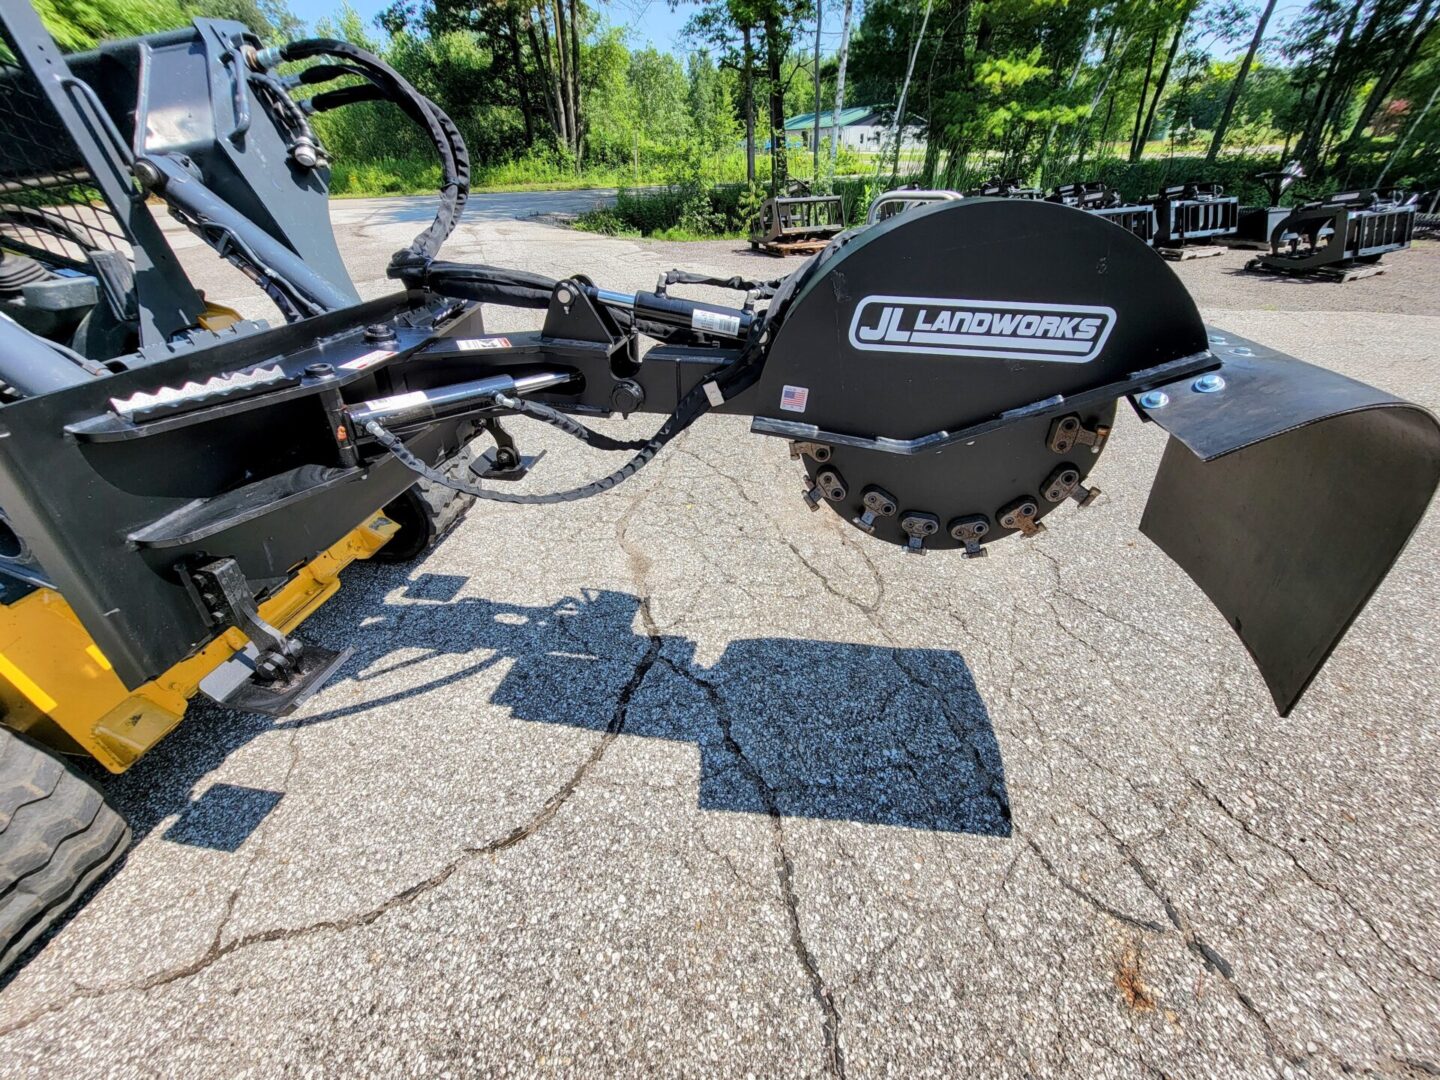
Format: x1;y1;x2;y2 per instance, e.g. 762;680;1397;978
751;181;845;257
1247;188;1418;281
1144;182;1238;257
1046;182;1157;245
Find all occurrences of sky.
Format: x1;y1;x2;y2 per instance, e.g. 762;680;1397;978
286;0;722;53
283;0;1313;64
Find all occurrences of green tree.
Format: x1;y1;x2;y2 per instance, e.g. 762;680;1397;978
34;0;188;49
1206;0;1280;160
583;27;640;168
631;47;693;143
688;51;742;152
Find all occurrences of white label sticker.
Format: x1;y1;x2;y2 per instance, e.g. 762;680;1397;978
364;390;427;413
779;385;809;413
341;348;396;371
847;295;1117;363
455;336;513;350
702;381;725;407
691;309;742;337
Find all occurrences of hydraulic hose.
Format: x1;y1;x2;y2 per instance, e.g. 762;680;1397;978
365;317;774;504
263;38;469;266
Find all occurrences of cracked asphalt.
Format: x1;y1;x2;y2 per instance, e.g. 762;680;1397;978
1;194;1436;1078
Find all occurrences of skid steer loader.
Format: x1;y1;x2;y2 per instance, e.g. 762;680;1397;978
1;4;1437;975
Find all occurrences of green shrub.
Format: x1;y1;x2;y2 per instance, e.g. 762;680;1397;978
731;182;766;236
573;208;637;236
834;177;875;225
1074;153;1417;207
328;157;442;196
476;146;579;187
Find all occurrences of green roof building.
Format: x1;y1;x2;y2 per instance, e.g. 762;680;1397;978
782;107;925;152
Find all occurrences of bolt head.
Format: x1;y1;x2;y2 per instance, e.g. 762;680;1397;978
1139;390;1170;410
1193;373;1226;394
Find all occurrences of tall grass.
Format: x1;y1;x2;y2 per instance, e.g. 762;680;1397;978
327;142;875;197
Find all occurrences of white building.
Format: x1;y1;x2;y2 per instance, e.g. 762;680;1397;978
784;107;926;153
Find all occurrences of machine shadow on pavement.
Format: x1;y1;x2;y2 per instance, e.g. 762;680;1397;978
104;568;1011;857
0;566;1008;984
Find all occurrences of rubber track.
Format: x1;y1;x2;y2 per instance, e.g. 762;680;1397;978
375;444;477;562
0;729;130;975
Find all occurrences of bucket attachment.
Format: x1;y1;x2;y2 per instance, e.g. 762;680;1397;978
1137;329;1440;714
1236;161;1306;244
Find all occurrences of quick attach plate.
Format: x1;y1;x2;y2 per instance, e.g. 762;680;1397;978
199;642;353;717
189;557;352;717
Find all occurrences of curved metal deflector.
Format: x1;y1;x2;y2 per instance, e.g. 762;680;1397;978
1137;328;1440;715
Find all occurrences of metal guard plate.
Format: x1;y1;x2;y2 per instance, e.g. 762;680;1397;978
1139;327;1440;715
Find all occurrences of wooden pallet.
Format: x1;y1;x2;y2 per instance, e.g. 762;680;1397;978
752;237;832;258
1223;237;1275;251
1243;258;1388;283
1159;244;1226;260
1312;263;1387;282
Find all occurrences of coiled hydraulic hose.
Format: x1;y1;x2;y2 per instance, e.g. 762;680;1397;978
259;38;469;266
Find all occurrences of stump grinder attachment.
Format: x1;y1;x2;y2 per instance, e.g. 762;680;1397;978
2;6;1439;977
0;8;1437;736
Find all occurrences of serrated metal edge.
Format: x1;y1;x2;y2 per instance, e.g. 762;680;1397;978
110;364;288;418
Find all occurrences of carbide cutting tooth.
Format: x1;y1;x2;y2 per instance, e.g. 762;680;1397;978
900;511;940;554
110;364;294;420
851;486;897;534
997;496;1045;538
948;514;990;558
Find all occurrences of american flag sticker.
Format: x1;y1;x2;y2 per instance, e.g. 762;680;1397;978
780;385;809;413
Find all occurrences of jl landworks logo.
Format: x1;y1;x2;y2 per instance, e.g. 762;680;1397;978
848;295;1117;364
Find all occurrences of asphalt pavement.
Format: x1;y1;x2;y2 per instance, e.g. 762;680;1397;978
0;192;1436;1078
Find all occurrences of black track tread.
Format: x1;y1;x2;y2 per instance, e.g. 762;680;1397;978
0;729;130;975
415;468;474;538
375;444;477;563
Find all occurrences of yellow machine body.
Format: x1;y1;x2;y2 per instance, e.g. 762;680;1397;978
0;514;398;772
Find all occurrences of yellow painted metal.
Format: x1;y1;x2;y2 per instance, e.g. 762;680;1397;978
0;514;398;773
197;301;245;332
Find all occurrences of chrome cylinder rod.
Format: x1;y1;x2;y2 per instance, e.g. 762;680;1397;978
347;371;572;428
